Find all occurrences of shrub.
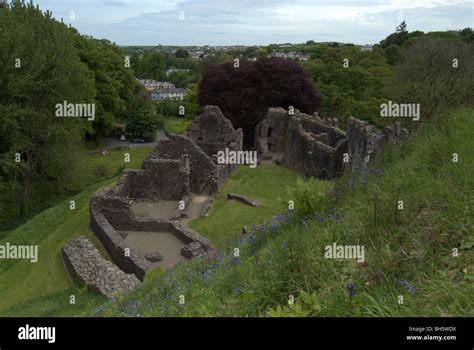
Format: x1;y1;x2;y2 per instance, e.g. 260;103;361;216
288;178;332;219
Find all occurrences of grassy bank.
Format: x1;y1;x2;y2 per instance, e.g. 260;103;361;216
0;147;154;316
0;180;113;315
162;117;192;135
100;108;474;317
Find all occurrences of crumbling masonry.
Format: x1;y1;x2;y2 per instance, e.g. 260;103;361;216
255;107;408;179
63;106;243;296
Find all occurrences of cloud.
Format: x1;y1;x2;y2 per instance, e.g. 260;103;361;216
34;0;474;45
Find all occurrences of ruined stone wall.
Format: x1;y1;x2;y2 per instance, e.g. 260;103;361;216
89;203;151;280
151;135;219;194
136;158;190;200
255;107;408;180
345;117;408;173
254;107;290;158
186;105;243;157
62;236;140;298
281;112;347;179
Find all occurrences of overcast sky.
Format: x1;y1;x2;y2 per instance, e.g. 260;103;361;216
34;0;473;46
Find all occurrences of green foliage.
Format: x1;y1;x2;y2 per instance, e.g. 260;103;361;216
267;291;322;317
396;37;474;118
125;94;158;140
0;1;95;218
303;45;393;127
384;44;401;65
0;2;145;225
133;51;166;80
289;178;332;219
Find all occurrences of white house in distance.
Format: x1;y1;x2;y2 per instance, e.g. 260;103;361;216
138;79;176;91
151;87;189;101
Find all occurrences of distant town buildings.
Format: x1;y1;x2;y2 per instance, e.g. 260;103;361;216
360;44;373;52
138;79;175;91
270;51;310;62
151;87;189;101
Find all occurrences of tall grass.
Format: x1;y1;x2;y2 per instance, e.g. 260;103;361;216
100;108;473;317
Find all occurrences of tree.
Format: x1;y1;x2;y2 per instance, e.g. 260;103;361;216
175;48;189;58
0;2;94;217
134;51;166;80
198;57;321;144
384;44;401;65
396;36;474;118
257;48;268;59
125;94;157;142
396;21;407;34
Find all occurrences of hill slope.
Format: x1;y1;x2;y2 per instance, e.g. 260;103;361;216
98;108;474;317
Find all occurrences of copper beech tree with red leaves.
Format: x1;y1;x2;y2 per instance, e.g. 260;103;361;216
198;57;321;145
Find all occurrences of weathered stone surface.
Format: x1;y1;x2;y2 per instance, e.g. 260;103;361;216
151;135;219;194
345;117;408;173
227;193;261;207
255;108;407;180
186;105;243;158
282;110;346;179
181;242;205;259
255;107;346;179
62;236;140;299
254;107;290;157
145;252;163;262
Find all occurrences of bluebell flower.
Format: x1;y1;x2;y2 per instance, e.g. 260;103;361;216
347;282;356;297
398;279;416;295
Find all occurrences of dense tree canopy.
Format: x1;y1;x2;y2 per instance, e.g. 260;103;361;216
396;36;474;118
198;57;321;144
0;1;156;224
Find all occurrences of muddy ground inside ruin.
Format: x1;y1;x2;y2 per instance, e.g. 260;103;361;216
125;194;211;269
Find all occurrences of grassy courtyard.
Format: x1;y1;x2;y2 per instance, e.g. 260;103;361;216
189;163;305;248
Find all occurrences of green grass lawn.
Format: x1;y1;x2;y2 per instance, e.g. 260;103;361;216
73;146;154;190
0;146;154;316
0;180;114;316
189;164;305;248
163;117;192;135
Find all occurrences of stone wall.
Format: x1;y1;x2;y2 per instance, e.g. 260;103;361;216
136;157;190;200
282;112;347;179
345;117;408;173
151;135;219;194
90;199;151;280
62;236;141;298
255;107;408;180
186;105;243;157
254;107;290;159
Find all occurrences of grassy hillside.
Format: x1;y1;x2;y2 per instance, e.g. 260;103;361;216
0;180;113;315
0;147;153;316
99;108;474;317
